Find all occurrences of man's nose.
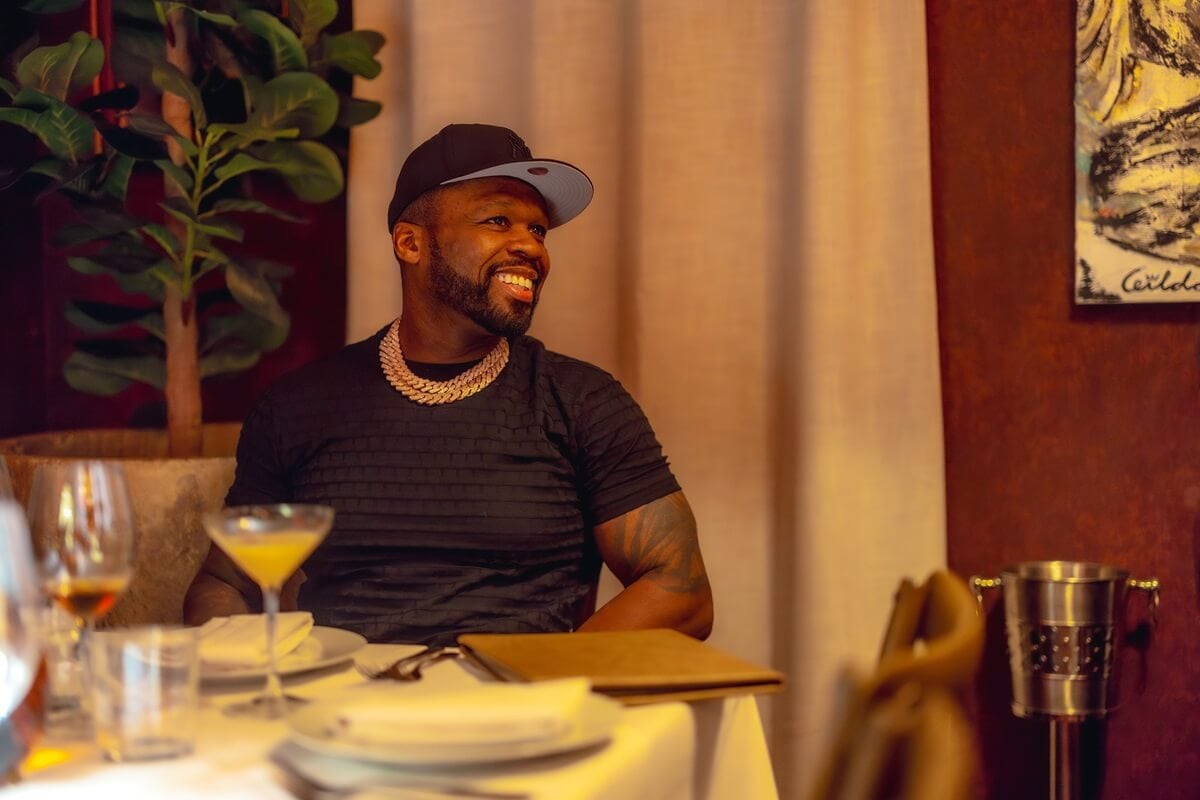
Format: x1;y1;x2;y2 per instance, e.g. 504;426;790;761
507;230;548;263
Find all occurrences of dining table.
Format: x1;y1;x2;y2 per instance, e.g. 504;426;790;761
5;642;780;800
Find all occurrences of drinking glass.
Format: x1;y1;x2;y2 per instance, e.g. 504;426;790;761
26;461;135;734
202;504;333;718
0;501;42;776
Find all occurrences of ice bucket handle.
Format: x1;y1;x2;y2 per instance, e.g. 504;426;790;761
969;575;1000;613
1127;577;1160;628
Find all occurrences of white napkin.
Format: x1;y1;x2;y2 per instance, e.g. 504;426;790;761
198;611;315;668
330;678;592;746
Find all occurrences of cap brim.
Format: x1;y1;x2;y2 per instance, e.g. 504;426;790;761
441;159;594;228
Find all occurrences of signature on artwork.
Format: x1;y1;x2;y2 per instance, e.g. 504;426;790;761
1121;267;1200;294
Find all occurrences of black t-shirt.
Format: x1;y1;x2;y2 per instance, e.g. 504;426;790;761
226;326;681;645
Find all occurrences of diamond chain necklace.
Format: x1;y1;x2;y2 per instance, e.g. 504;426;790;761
378;318;510;405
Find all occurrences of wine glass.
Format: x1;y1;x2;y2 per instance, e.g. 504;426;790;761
0;457;13;499
202;504;333;719
0;501;42;779
26;461;135;733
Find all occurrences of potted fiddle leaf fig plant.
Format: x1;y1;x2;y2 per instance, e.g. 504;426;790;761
0;0;383;456
0;0;383;624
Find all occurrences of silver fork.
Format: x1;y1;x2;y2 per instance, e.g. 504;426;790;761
355;647;460;681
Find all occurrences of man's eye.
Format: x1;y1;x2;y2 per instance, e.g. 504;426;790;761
486;216;510;227
530;224;547;239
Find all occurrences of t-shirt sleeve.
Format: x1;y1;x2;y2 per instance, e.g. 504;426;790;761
571;375;681;525
224;391;290;506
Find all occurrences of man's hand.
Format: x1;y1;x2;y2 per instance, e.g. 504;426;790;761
579;490;714;639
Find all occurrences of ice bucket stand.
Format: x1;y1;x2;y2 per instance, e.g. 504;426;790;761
972;562;1159;800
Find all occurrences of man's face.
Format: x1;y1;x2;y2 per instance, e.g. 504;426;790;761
421;177;551;338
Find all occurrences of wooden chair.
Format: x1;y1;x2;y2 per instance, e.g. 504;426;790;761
808;570;984;800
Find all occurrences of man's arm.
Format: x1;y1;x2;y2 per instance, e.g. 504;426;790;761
578;490;713;639
182;543;305;625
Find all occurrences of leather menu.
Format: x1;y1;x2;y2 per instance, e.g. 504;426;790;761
457;628;785;705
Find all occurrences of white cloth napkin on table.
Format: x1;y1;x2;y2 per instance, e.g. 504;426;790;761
330;678;593;746
197;611;315;668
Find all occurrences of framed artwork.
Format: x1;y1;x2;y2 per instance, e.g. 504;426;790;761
1076;1;1200;303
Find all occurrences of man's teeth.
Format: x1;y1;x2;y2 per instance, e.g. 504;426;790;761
497;274;534;290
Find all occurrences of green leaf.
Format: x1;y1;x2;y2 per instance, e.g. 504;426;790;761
199;342;262;379
138;222;182;258
64;349;164;394
211;152;272;184
212;121;299;144
68;255;166;300
250;140;343;202
100;153;135;200
154;158;194;194
0;100;94;163
31;159;99;199
197;216;244;242
66;301;164;339
316;31;384;79
246;72;337;138
26;158;66;181
202;310;289;354
0;78;16;98
10;88;55;111
157;197;195;226
150;63;207;129
207;198;305;222
125;113;197;157
225;261;289;326
16;31;104;101
55;204;143;246
240;9;308;72
111;24;165;89
290;0;338;48
160;201;245;242
335;96;382;128
161;2;237;27
125;112;176;138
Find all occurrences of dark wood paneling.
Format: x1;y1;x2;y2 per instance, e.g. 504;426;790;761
928;2;1200;797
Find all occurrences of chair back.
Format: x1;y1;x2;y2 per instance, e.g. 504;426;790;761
807;570;984;800
874;570;984;691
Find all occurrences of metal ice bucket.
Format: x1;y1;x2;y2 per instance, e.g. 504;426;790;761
972;561;1159;720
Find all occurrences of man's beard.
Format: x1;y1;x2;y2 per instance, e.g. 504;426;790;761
427;235;535;338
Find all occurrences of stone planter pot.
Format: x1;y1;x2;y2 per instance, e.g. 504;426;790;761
0;424;240;626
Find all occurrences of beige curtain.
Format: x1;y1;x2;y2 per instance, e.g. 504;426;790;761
347;2;944;796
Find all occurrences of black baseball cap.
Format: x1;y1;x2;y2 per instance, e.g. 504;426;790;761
386;123;594;233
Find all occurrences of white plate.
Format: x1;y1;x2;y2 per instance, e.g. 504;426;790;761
286;689;622;766
200;626;367;682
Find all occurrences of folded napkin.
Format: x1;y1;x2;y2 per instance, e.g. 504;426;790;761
198;612;314;668
330;678;592;746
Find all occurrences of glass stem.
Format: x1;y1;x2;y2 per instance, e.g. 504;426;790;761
263;586;282;704
78;616;94;716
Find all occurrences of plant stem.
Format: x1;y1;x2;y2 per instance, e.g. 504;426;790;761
162;4;202;457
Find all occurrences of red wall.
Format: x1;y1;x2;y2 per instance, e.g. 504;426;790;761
929;2;1200;797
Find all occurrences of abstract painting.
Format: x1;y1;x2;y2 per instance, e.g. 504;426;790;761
1076;0;1200;303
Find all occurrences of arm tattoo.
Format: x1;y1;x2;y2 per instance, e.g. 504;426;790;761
601;491;710;594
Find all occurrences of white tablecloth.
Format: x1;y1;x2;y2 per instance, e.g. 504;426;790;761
10;644;778;800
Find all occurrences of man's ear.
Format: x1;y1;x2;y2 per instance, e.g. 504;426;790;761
392;222;424;266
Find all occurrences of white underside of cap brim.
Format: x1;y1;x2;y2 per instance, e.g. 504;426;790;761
440;160;594;228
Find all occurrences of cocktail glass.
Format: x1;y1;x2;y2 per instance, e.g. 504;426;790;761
202;504;333;718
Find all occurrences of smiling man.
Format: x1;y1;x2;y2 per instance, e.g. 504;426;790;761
183;124;713;646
